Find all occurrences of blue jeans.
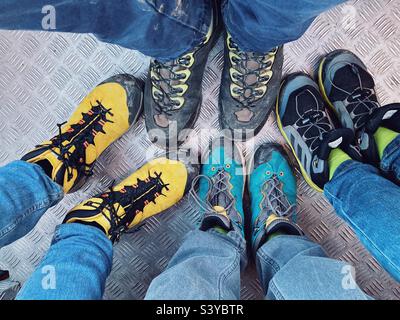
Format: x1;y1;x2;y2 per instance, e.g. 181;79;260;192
145;231;370;300
1;137;399;299
0;0;346;61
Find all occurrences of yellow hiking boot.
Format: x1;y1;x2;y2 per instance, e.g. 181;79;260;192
63;152;199;242
22;74;144;193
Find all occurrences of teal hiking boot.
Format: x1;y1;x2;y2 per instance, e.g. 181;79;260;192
190;138;245;236
249;143;303;252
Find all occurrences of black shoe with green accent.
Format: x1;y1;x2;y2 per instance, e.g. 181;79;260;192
318;49;400;166
276;73;360;191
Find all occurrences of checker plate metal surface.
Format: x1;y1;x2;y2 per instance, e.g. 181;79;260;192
0;0;400;300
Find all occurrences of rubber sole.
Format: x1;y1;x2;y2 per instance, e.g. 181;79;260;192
275;77;324;193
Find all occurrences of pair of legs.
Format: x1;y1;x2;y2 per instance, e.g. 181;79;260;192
2;135;400;299
0;0;346;60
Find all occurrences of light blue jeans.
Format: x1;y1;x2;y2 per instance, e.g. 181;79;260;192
0;0;346;61
1;137;399;300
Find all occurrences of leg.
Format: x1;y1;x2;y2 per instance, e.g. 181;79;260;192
146;138;248;300
0;161;63;248
257;235;370;300
17;153;198;299
0;0;211;61
16;223;112;300
223;0;347;53
324;160;400;283
145;229;246;300
380;135;400;184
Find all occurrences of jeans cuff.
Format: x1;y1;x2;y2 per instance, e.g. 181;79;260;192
381;135;400;172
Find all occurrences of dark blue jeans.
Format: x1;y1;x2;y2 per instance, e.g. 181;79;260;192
0;0;346;61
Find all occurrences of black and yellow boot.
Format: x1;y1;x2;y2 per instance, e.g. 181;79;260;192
63;154;199;242
22;74;144;193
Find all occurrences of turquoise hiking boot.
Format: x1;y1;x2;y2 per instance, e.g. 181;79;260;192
249;143;303;252
190;138;246;236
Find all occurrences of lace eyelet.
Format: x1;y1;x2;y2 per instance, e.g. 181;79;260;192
211;167;216;172
279;171;284;177
266;170;271;175
226;164;231;169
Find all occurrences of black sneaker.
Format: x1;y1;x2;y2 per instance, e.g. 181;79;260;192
219;33;283;140
276;73;359;191
144;7;220;149
318;49;400;166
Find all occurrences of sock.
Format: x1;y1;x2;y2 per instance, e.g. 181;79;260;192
266;231;286;242
328;148;352;180
213;226;228;235
374;127;400;160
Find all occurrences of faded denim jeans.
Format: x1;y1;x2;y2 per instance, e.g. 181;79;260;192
0;0;347;61
2;137;400;299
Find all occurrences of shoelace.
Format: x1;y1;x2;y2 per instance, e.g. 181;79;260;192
347;87;379;130
47;122;93;181
41;101;113;181
85;181;148;242
254;174;296;232
151;56;191;115
229;38;274;107
332;63;379;130
189;169;238;220
296;108;333;155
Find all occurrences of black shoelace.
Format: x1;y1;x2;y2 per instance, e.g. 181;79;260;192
40;101;113;182
88;172;170;242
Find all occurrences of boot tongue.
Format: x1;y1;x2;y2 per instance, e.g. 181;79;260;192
365;104;400;133
318;128;353;160
334;64;376;101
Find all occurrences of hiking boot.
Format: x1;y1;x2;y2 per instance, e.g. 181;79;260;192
22;74;144;193
145;6;221;149
219;32;283;140
64;152;199;242
249;143;303;252
190;137;245;235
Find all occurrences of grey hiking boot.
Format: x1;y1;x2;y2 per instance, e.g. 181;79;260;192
219;33;283;141
144;5;221;149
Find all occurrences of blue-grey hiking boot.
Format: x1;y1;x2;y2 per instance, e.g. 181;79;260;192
318;49;400;166
276;73;360;192
219;32;283;141
144;4;221;149
190;137;245;236
249;143;303;252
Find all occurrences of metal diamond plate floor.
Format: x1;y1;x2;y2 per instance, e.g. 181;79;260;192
1;0;400;300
